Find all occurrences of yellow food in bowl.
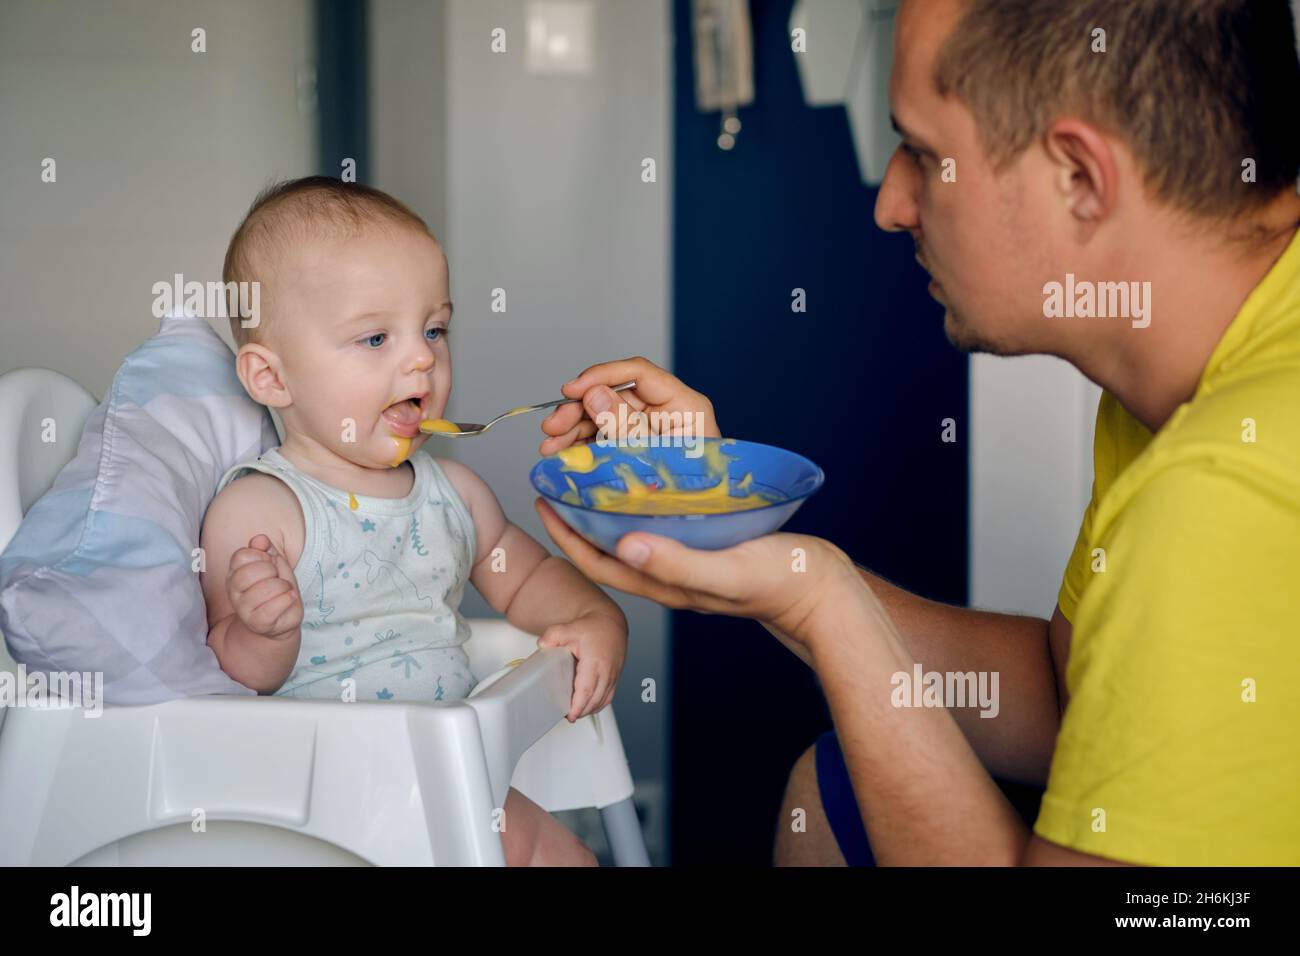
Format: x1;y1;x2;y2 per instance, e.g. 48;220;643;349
553;441;782;515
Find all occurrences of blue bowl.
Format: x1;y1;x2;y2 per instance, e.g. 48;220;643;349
530;438;824;554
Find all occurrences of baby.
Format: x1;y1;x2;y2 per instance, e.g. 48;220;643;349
199;176;628;866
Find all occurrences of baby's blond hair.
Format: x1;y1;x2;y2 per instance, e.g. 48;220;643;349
222;176;436;350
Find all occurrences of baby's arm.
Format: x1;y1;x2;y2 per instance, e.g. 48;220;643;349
438;458;628;721
199;475;304;694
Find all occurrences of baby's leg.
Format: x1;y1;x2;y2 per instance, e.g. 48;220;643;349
502;787;598;867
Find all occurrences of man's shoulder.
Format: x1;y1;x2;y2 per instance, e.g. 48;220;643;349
1106;362;1300;522
1181;359;1300;451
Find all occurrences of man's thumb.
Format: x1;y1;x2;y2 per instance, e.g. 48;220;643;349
583;386;617;418
616;532;736;596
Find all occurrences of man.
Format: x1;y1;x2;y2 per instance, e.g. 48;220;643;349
536;0;1300;865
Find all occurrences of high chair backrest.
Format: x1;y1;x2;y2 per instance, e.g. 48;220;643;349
0;368;97;678
0;368;97;555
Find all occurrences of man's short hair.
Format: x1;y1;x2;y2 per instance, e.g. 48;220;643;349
933;0;1300;219
222;176;435;349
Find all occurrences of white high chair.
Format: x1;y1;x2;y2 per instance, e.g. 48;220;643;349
0;367;650;866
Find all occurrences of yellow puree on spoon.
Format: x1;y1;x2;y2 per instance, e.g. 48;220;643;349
554;442;779;515
419;418;462;434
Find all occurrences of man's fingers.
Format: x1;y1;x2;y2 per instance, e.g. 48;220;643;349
539;419;601;457
571;419;600;443
582;387;632;430
541;401;586;437
534;498;695;608
547;385;645;445
562;356;675;406
539;425;579;457
614;532;750;603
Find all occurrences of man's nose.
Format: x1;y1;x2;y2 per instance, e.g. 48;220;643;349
874;148;920;233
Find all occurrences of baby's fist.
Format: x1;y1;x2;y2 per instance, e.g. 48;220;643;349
227;533;303;638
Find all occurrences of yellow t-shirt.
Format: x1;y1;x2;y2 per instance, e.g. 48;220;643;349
1037;226;1300;866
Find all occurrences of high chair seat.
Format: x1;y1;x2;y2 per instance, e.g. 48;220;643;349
0;367;649;866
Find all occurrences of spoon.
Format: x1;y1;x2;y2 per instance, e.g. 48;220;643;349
419;381;638;437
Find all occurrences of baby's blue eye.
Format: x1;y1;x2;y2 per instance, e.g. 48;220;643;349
426;327;444;342
364;333;386;348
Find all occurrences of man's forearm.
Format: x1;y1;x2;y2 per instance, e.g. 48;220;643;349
852;565;1059;786
809;573;1032;865
208;614;300;694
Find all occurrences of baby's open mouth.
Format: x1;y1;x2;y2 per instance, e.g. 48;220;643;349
381;395;426;435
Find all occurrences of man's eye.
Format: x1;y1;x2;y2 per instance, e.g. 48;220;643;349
426;327;445;342
363;333;386;348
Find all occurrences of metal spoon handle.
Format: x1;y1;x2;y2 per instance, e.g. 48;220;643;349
422;381;638;437
523;380;637;414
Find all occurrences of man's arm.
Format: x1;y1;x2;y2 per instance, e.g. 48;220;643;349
808;567;1125;865
763;562;1064;786
854;566;1063;786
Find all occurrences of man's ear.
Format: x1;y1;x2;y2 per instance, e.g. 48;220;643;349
236;344;291;409
1042;118;1118;233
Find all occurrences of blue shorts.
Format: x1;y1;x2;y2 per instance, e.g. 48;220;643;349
814;730;876;866
814;729;1045;866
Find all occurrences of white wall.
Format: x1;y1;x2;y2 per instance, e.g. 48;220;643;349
0;0;315;671
970;355;1099;619
370;0;672;858
0;0;317;393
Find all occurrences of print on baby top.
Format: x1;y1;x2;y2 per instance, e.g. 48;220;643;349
214;447;479;701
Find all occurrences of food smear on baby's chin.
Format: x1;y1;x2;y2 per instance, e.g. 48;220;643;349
389;434;413;467
419;418;461;434
555;440;783;515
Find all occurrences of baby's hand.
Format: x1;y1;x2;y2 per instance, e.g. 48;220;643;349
227;533;303;638
538;611;628;722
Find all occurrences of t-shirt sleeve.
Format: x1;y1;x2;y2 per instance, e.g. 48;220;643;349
1056;489;1096;624
1034;462;1300;865
1057;390;1151;624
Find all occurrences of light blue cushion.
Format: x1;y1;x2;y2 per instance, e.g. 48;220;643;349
0;315;279;703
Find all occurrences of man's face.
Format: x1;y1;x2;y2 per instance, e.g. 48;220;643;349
875;0;1065;356
270;226;453;469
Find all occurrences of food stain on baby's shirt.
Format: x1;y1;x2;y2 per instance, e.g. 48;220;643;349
215;447;478;702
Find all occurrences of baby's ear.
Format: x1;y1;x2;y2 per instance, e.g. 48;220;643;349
236;344;290;408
